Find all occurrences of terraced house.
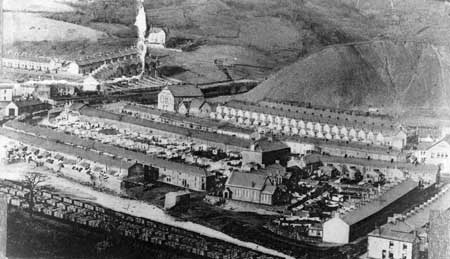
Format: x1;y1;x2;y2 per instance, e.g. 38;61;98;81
2;53;58;72
212;101;408;150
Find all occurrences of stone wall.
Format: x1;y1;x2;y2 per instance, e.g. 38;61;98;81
0;180;283;259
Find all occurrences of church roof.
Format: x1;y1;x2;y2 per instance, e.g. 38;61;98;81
226;172;276;195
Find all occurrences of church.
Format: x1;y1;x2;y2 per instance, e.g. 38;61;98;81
157;85;204;113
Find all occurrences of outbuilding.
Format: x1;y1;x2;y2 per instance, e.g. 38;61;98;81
5;99;51;117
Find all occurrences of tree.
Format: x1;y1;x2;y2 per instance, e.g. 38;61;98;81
23;172;47;217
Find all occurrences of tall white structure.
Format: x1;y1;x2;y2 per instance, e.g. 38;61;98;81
134;0;147;77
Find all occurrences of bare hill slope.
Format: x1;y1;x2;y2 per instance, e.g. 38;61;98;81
236;41;450;113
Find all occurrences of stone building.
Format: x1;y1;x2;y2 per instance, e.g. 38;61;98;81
367;220;420;259
322;179;419;244
0;80;14;102
223;171;280;205
241;138;291;166
213;100;408;150
415;135;450;174
157;85;204;112
4;99;51;117
2;53;58;72
147;27;166;48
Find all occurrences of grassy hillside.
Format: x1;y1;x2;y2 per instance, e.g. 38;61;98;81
235;40;450;114
6;0;450;112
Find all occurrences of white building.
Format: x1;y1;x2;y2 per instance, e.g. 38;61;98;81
0;80;15;102
214;101;408;149
322;216;350;244
61;61;81;75
2;55;58;72
147;27;166;48
367;220;419;259
414;135;450;173
83;75;100;92
157;85;203;112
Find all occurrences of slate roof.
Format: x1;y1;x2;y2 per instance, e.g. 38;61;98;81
12;100;48;108
303;154;438;173
122;104;164;116
123;103;254;136
167;85;203;98
3;53;53;63
341;179;418;226
75;48;138;66
253;138;290;152
226;172;276;195
3;121;208;177
148;27;165;34
189;98;206;110
223;100;400;135
79;107;253;149
369;221;417;243
256;163;291;179
0;126;135;170
283;135;402;155
420;135;450;151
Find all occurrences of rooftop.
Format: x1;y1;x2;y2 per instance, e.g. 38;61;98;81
12;99;48;108
166;85;203;98
75;48;138;66
283;135;402;155
341;178;418;226
0;126;135;170
78;106;254;149
369;220;417;243
303;154;438;173
3;52;53;63
404;186;450;228
253;138;290;152
189;98;206;110
418;135;450;151
4;120;209;177
148;27;165;34
254;163;291;179
226;171;275;194
222;100;401;135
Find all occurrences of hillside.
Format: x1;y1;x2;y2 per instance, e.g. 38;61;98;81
235;40;450;114
5;0;450;112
